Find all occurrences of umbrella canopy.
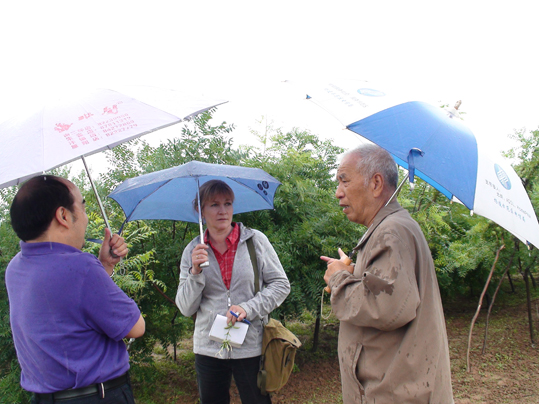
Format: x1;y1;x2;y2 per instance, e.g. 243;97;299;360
0;88;227;232
108;160;281;224
0;88;227;188
300;79;539;248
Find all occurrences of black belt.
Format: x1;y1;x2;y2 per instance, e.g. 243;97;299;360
34;372;129;401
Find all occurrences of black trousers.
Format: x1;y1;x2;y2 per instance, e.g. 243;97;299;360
195;354;271;404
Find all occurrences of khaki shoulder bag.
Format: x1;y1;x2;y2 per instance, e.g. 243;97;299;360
246;237;302;396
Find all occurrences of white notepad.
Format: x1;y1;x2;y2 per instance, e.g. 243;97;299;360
209;314;249;348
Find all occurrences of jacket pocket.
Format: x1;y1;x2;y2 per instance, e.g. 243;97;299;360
195;306;215;338
348;343;365;404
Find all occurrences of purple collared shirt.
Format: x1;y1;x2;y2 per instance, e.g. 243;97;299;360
5;241;141;393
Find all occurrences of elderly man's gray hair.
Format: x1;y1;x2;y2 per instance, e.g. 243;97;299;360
345;144;398;189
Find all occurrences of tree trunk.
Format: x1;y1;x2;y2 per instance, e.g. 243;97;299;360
312;314;321;352
507;272;515;293
482;252;514;354
482;250;516;354
516;244;538;346
530;270;537;289
467;244;504;372
523;268;536;345
172;311;179;362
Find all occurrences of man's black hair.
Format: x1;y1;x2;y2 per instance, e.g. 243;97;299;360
10;175;75;242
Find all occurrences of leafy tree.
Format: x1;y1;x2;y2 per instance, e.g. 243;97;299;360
0;187;31;403
235;128;361;350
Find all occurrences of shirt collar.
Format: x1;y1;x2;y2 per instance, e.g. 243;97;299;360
204;222;240;246
19;241;80;256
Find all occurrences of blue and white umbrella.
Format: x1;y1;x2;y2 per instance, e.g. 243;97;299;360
300;79;539;248
108;161;281;241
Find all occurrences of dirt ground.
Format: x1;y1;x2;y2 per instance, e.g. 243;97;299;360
444;300;539;404
136;298;539;403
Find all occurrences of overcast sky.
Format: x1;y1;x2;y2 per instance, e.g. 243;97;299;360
1;1;537;173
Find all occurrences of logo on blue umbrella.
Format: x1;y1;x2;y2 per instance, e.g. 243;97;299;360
257;182;269;195
495;164;511;190
357;88;386;97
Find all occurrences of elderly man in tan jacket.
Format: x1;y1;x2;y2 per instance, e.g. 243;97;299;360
321;144;454;404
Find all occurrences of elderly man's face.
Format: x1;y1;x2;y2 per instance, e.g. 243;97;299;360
335;154;376;227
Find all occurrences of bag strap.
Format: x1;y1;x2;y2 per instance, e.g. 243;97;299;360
247;237;259;294
247;237;267;393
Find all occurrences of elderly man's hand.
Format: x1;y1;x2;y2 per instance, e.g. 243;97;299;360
321;248;354;286
99;228;128;275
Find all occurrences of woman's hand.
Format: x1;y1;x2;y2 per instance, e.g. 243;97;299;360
191;244;209;274
226;305;247;325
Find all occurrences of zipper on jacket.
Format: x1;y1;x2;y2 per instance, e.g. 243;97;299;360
226;290;232;359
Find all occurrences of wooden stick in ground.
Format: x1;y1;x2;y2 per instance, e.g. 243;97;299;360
467;244;504;372
482;262;511;354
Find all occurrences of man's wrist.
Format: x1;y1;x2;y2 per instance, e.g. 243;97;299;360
102;263;114;277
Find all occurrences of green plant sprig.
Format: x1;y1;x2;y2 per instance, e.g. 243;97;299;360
216;321;239;357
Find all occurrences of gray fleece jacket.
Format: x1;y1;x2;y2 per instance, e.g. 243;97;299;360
175;223;290;359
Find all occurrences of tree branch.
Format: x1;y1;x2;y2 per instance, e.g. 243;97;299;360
152;283;176;306
467;244;504;372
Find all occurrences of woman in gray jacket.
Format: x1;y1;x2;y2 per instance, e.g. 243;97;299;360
175;180;290;404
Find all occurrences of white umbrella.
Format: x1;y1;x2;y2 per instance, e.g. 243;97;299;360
0;88;227;232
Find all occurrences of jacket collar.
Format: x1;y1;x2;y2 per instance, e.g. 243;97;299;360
236;222;255;244
352;199;403;252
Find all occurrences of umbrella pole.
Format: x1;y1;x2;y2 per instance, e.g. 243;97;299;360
81;155;113;233
386;174;408;206
81;156;120;262
196;178;209;267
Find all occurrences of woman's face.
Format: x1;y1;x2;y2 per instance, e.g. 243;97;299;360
201;192;234;233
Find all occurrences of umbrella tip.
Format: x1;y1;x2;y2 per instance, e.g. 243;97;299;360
447;100;462;119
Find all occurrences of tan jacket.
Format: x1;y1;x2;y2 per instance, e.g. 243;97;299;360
329;201;454;404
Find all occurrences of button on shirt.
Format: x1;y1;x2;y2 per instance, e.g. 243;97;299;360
204;222;240;290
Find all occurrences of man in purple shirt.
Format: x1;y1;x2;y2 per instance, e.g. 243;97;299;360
5;175;145;404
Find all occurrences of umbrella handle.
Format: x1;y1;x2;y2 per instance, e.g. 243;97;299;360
324;256;352;293
110;246;120;259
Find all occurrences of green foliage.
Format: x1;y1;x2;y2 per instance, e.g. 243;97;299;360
237;128;360;318
0;188;31;404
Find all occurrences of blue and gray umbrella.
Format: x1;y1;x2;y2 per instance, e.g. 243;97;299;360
108;161;281;243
